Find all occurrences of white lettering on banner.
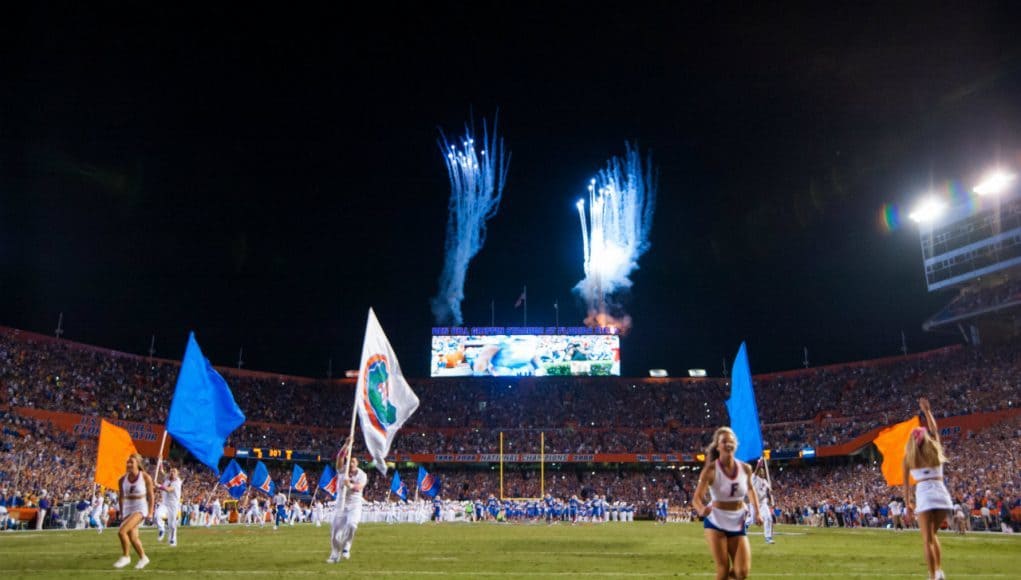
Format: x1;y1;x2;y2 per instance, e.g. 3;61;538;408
546;454;568;462
572;454;594;462
454;454;477;461
435;454;453;461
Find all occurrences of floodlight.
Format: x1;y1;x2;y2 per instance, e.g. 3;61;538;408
973;170;1016;196
908;197;947;223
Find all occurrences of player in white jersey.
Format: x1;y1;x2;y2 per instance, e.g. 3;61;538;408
207;497;222;527
89;494;108;533
693;427;761;580
113;454;155;570
246;497;264;526
328;455;368;563
155;467;183;546
312;500;325;527
751;465;774;544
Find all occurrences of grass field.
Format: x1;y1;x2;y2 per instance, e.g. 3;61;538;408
0;522;1018;579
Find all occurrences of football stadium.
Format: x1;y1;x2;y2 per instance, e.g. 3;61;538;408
4;5;1021;580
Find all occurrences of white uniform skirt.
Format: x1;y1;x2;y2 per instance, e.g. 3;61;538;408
915;479;953;514
707;506;748;533
122;498;148;518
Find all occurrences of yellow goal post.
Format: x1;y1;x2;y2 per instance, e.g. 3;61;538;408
498;431;545;501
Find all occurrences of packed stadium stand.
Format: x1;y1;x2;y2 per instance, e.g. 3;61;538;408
1;326;1018;530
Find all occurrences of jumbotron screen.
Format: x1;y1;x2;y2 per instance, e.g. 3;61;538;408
431;333;621;377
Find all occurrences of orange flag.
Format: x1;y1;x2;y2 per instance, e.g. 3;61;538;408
873;416;920;486
95;419;139;490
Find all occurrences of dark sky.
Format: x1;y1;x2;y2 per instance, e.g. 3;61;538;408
2;4;1020;377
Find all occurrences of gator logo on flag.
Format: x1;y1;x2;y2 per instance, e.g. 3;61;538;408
294;473;309;493
420;473;438;495
362;354;398;436
226;472;247;488
259;477;272;493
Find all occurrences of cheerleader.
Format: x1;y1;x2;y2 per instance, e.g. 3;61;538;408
155;467;182;545
327;454;367;563
904;398;953;580
113;454;154;570
692;427;762;580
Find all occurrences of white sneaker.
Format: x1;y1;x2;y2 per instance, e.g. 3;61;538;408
341;550;350;560
157;530;165;542
113;556;131;569
935;571;946;580
135;556;150;569
326;554;339;564
169;540;177;547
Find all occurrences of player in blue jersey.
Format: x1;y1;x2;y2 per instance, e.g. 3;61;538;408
431;496;443;523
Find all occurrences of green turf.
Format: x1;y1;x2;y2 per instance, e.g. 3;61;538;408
0;523;1017;578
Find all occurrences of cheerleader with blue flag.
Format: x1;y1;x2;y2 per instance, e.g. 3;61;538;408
291;464;309;495
218;459;248;499
417;466;441;499
318;465;338;500
390;471;408;502
252;461;275;496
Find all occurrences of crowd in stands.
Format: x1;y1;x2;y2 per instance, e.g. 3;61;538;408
928;279;1021;325
1;326;1019;529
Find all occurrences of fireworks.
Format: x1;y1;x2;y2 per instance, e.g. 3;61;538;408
431;116;510;325
575;143;656;331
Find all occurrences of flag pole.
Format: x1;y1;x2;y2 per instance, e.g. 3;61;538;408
153;430;169;482
339;391;359;509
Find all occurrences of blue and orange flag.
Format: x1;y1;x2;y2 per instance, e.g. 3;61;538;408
166;332;246;475
725;342;764;462
318;465;338;499
354;309;420;475
390;470;408;502
291;464;309;493
252;461;275;496
218;459;248;499
417;466;440;499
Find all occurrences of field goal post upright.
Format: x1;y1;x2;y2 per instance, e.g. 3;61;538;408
499;431;545;501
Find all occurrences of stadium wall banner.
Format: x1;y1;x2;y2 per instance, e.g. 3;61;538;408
13;406;171;458
432;333;621;377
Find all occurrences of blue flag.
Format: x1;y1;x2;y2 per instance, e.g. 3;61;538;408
390;471;408;502
318;463;338;500
218;459;248;499
166;332;246;474
252;461;275;496
725;342;763;462
318;465;338;499
291;464;309;493
417;466;440;499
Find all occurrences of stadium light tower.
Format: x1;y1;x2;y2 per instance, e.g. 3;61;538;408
973;169;1016;196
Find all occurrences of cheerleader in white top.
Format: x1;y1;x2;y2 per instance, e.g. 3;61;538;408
903;398;953;580
113;454;155;570
692;427;762;580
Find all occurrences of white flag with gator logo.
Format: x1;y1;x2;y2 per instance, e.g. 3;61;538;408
355;308;420;475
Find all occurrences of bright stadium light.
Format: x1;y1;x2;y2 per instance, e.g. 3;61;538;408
908;196;947;223
973;170;1016;196
649;369;668;377
687;369;707;377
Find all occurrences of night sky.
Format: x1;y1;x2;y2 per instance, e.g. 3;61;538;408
3;4;1020;377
